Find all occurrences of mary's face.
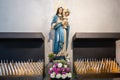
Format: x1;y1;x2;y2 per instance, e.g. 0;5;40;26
58;8;63;14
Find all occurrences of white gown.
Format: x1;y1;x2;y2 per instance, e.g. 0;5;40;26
62;26;67;53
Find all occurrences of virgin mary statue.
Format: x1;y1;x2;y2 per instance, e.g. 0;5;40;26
50;7;70;56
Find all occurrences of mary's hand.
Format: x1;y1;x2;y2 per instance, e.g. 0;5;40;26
57;19;62;23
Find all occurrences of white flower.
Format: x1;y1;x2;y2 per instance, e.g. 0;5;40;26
52;72;55;75
65;73;68;77
66;59;70;62
50;67;53;71
68;73;72;78
62;74;67;79
50;73;55;78
53;65;56;68
64;65;67;68
58;63;62;68
56;74;61;79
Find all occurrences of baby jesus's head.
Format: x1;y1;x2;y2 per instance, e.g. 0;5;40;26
63;9;70;17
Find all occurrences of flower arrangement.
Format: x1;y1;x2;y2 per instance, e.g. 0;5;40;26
48;61;72;80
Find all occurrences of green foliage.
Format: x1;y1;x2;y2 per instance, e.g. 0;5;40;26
48;53;55;59
72;73;77;79
53;60;67;64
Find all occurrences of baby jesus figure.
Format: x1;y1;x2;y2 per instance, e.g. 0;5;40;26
62;9;70;28
59;9;70;57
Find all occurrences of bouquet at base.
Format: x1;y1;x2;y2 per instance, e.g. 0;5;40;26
48;62;72;80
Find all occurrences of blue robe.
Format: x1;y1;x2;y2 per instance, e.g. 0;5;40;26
51;15;70;54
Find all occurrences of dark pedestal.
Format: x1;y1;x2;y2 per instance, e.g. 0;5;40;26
54;56;66;60
51;78;70;80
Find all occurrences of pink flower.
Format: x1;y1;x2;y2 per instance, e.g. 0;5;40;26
62;72;66;74
53;67;57;71
61;68;65;71
48;70;53;74
57;68;61;72
54;63;58;67
53;63;58;68
53;67;59;74
66;68;70;72
55;71;59;74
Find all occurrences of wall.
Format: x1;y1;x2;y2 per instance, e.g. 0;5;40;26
0;0;120;79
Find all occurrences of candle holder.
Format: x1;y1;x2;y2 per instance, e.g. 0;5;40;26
0;60;44;76
74;58;120;74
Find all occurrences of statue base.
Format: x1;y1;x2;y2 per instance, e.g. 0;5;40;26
54;56;66;60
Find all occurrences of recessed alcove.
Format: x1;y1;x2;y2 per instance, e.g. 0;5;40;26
73;33;120;60
73;33;120;79
0;32;44;61
0;32;45;80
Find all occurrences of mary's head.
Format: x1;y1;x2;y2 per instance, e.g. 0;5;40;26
56;7;63;16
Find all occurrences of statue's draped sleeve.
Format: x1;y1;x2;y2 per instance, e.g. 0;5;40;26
51;15;62;29
51;15;58;29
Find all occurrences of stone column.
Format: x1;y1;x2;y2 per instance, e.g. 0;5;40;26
116;40;120;65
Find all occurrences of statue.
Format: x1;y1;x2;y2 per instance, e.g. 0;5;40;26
49;7;70;59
